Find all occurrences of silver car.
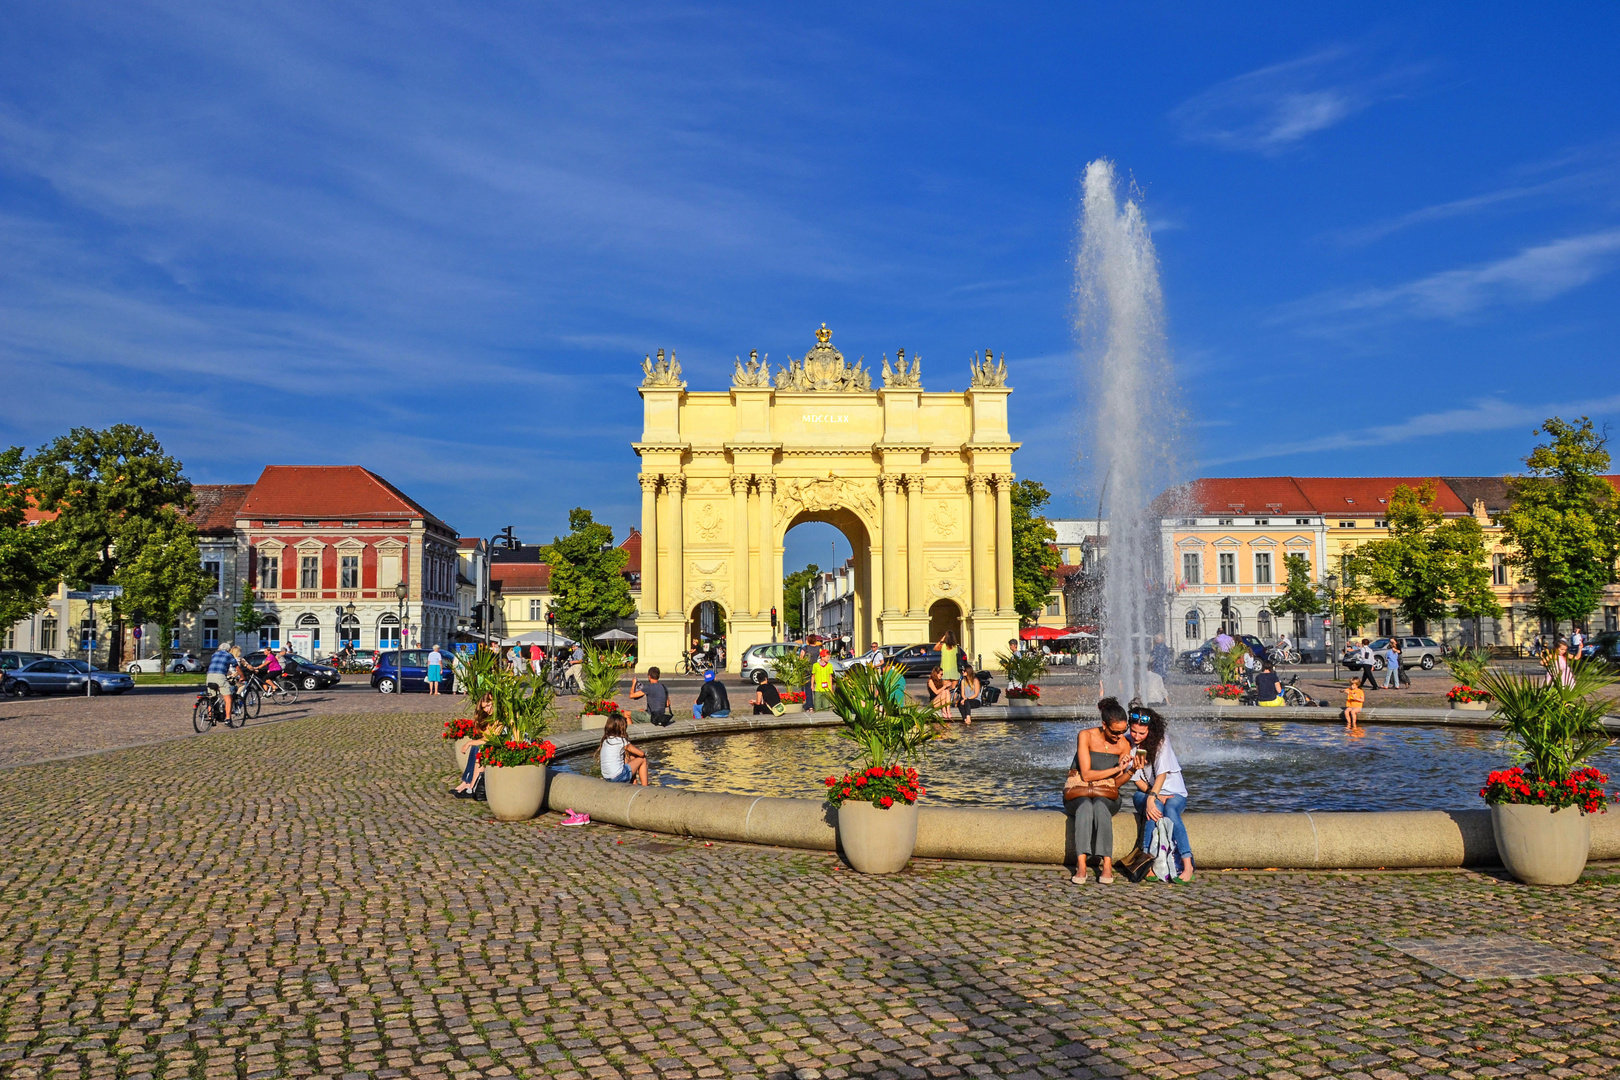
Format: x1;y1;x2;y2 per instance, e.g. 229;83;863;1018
1368;636;1444;670
737;642;849;681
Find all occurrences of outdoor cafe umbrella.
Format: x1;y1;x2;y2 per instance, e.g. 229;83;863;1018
1020;626;1070;640
592;628;638;642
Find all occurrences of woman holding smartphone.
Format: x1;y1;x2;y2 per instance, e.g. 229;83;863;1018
1063;697;1142;884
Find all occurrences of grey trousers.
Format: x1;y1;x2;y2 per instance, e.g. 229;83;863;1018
1066;795;1121;858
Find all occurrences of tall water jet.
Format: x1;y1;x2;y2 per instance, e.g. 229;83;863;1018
1074;159;1182;702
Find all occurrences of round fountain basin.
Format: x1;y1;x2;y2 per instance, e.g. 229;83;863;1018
556;718;1620;813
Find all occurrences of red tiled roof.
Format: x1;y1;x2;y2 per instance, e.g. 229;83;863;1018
1172;477;1314;516
620;528;641;574
490;563;551;591
458;537;481;549
187;485;252;535
239;466;451;530
1291;477;1468;515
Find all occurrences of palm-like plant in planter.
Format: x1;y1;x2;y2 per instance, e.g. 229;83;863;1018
997;649;1049;701
476;659;558;821
1442;647;1493;708
823;663;944;874
580;646;631;721
1477;658;1616;885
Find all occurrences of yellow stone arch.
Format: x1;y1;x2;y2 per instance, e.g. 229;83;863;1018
633;325;1022;673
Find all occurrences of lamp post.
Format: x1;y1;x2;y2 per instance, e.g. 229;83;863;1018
483;527;518;651
1323;573;1340;681
395;582;409;655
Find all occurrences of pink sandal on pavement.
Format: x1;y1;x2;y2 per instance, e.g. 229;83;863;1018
558;809;591;826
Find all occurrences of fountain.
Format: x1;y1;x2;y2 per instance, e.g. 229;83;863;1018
1074;159;1183;702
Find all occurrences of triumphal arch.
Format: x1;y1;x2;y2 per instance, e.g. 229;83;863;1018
634;324;1022;673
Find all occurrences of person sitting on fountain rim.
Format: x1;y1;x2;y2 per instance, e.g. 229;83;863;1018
1063;697;1142;885
1126;706;1193;883
958;666;982;723
695;669;731;718
750;670;783;715
1255;660;1285;707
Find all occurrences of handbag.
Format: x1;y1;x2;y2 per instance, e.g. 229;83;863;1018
769;701;786;716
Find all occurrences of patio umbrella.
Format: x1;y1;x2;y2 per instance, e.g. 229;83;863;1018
1020;626;1070;640
592;628;638;642
1055;631;1097;641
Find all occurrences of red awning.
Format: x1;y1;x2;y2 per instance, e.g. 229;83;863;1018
1020;626;1070;640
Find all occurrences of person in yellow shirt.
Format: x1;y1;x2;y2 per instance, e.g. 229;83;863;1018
1343;682;1364;732
811;649;837;712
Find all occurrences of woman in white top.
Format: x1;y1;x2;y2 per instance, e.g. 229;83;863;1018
1126;706;1193;882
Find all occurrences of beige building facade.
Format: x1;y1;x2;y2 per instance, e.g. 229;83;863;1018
633;325;1023;673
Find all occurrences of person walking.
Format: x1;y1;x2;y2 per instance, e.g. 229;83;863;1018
426;644;444;695
1382;640;1401;690
1063;697;1139;885
1143;633;1171;705
1356;639;1379;689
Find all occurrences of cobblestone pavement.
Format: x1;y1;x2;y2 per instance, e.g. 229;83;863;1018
4;711;1620;1080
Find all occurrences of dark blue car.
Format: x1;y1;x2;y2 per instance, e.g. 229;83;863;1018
370;649;454;694
1176;634;1270;674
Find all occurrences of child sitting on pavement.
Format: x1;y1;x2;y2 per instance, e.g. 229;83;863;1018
597;713;649;785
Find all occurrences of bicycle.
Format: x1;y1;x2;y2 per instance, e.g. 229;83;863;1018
1271;642;1302;665
677;650;712;676
192;683;250;732
247;671;298;706
538;660;579;695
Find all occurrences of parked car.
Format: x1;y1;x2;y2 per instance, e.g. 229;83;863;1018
1579;631;1620;668
2;650;51;673
887;644;951;679
843;644;911;670
242;651;342;691
125;652;203;674
7;658;133;696
736;642;851;682
1176;635;1271;674
1366;636;1444;670
370;649;454;694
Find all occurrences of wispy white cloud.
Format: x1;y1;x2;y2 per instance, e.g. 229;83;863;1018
1203;394;1620;467
1274;229;1620;328
1170;46;1425;154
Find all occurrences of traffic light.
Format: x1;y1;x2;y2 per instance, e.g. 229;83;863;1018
546;610;555;627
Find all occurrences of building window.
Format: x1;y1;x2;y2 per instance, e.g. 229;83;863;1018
340;555;360;589
40;618;57;652
262;520;280;527
1185;609;1201;641
1377;609;1394;638
1340;554;1356;586
203;560;223;595
1254;552;1273;585
1339;521;1356;528
80;618;97;652
1182;553;1201;585
339;614;360;649
1257;610;1273;639
1295;518;1310;525
259;620;280;650
202;619;219;649
1217;517;1233;526
303;521;319;528
1044;595;1061;617
1606;606;1618;632
529;599;545;621
1492;553;1507;586
1218;553;1236;585
296;613;322;651
379;614;400;649
259;555;279;590
1374;519;1388;528
1254;518;1269;526
169;625;180;650
1293;614;1308;640
300;556;319;589
342;520;358;528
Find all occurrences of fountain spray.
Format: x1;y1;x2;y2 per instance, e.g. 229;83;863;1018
1074;159;1183;702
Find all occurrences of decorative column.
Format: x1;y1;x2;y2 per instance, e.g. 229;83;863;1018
757;477;775;618
731;474;751;616
638;475;659;618
666;475;685;617
879;475;903;617
970;474;994;615
906;473;926;617
995;474;1015;615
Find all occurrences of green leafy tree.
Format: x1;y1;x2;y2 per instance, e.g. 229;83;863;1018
1009;480;1060;625
783;563;821;636
540;508;634;641
1500;417;1620;628
1347;481;1504;635
1266;553;1323;621
0;446;62;630
113;510;211;667
234;585;266;648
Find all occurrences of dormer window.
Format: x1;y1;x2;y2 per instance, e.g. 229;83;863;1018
302;520;319;528
1254;518;1269;525
1218;517;1234;526
343;521;358;528
263;520;280;526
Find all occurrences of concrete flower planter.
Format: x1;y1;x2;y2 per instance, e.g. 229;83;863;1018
781;702;805;714
484;764;549;821
451;736;477;771
1451;701;1491;712
580;714;611;730
837;799;920;874
1491;803;1591;885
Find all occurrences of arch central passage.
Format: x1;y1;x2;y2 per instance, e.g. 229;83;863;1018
631;324;1023;673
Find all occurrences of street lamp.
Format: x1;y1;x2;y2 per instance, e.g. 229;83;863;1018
394;581;409;653
483;527;518;651
1322;573;1340;680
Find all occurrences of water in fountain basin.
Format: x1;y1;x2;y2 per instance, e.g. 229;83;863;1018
1075;159;1183;702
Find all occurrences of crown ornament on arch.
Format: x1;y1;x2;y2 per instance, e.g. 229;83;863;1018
641;348;685;388
969;348;1008;388
775;323;872;392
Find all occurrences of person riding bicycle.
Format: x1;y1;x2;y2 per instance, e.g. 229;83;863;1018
262;647;284;689
205;644;238;723
1275;632;1293;659
567;641;584;689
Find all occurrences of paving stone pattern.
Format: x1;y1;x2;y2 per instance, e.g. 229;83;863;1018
4;712;1620;1080
1389;937;1612;981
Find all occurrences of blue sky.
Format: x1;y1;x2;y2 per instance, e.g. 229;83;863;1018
4;3;1619;572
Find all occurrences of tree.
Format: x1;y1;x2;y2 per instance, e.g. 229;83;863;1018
1500;417;1620;628
235;585;266;648
0;446;62;630
113;510;211;666
540;508;634;641
1266;553;1323;622
1009;480;1060;625
1444;515;1504;645
783;564;821;636
1347;481;1502;636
